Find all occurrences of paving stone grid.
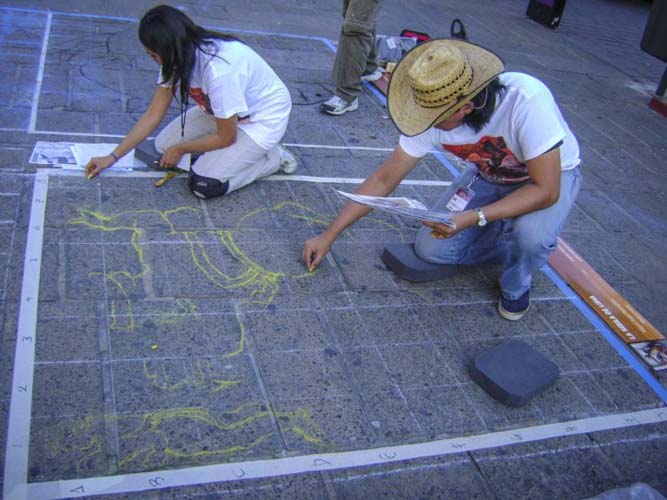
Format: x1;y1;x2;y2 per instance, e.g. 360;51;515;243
1;4;666;500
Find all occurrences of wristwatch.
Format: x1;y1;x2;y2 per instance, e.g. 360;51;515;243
475;208;488;227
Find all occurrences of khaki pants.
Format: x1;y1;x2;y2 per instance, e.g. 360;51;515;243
333;0;383;101
155;107;281;196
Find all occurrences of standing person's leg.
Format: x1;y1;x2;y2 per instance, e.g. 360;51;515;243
499;166;582;303
321;0;383;115
187;129;281;199
333;0;378;101
362;23;380;78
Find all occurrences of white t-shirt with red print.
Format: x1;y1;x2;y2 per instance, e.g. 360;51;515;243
399;72;580;184
159;39;291;150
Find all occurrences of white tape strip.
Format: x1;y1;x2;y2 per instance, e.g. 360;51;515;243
54;168;162;178
28;13;52;133
49;167;453;187
282;143;393;152
33;130;127;138
23;407;667;499
264;174;451;186
3;170;50;500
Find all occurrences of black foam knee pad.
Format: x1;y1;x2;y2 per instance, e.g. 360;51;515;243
381;243;458;282
188;170;229;199
135;139;161;166
136;139;201;168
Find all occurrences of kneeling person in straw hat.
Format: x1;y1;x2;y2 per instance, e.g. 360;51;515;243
302;39;581;320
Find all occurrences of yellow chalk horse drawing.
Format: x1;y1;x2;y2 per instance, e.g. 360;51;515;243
39;199;407;476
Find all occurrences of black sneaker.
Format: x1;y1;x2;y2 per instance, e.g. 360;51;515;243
498;290;530;321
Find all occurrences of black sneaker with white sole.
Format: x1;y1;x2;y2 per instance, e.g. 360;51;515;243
498;290;530;321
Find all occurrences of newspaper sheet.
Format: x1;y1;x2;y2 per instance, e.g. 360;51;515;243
336;190;455;227
30;141;139;170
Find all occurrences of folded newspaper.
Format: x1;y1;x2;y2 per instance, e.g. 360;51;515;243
336;190;455;227
30;141;138;171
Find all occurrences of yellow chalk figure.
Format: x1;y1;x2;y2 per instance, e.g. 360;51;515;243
59;199;406;472
35;416;107;477
37;405;324;476
69;207;199;333
117;405;323;470
156;299;198;325
142;358;242;394
68;201;402;348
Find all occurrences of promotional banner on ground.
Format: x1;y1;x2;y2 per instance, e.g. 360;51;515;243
549;239;666;371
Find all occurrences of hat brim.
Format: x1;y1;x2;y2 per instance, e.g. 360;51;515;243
387;39;505;137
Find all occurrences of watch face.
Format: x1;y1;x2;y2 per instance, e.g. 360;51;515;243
476;209;487;226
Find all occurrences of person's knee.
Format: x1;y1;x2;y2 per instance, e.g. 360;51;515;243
414;237;440;263
342;20;373;37
154;132;169;154
513;223;557;256
188;170;229;199
414;230;461;264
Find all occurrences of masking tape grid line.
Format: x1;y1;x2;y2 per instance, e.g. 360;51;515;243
52;167;452;186
3;169;49;500
27;12;52;133
23;408;667;499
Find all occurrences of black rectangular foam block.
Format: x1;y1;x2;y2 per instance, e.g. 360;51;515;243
470;340;559;407
134;139;160;166
381;243;457;282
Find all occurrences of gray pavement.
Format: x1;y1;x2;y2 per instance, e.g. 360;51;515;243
1;0;666;499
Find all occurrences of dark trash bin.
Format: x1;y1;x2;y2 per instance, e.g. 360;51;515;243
641;0;667;62
526;0;567;29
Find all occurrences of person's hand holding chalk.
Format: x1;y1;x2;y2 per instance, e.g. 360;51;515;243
84;153;118;179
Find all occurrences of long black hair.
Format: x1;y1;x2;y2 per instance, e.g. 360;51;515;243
462;78;506;133
138;5;238;105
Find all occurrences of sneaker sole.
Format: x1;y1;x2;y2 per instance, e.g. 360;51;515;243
320;106;357;116
280;164;298;174
361;73;382;82
276;146;298;174
320;100;359;116
497;299;529;321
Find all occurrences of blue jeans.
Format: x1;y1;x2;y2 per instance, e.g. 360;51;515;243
414;165;582;300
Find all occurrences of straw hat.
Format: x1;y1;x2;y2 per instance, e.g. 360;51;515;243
387;39;504;136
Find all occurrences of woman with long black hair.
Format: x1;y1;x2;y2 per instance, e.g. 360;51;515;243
85;4;296;198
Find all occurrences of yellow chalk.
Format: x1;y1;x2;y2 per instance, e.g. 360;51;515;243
154;170;180;187
151;344;158;350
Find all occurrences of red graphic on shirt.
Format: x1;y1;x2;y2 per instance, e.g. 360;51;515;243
189;87;213;114
443;136;529;184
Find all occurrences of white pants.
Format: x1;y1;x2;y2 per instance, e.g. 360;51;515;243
155;107;281;196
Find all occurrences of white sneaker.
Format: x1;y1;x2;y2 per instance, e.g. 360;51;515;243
361;68;383;82
320;95;359;116
277;145;298;174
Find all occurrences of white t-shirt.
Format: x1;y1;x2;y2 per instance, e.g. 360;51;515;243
159;39;291;150
399;72;580;184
